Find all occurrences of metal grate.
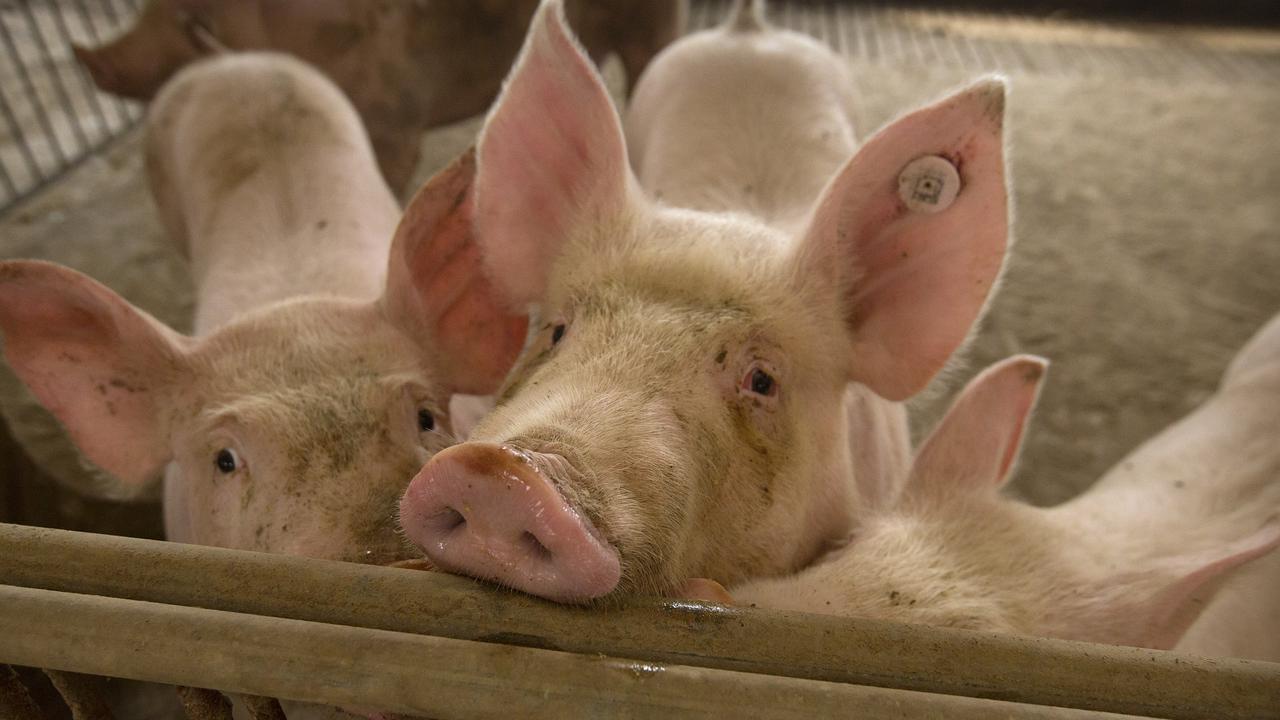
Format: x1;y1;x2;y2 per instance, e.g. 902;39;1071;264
0;0;142;215
691;1;1280;83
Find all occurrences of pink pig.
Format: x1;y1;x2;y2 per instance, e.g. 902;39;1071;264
707;315;1280;659
397;0;1010;603
73;0;687;193
0;53;526;562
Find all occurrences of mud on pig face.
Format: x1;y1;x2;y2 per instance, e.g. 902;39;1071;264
398;1;1009;603
0;152;527;562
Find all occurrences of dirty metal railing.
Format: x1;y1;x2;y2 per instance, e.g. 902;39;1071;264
0;0;141;215
0;523;1277;719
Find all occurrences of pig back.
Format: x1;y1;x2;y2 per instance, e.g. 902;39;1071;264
145;53;399;333
625;24;859;230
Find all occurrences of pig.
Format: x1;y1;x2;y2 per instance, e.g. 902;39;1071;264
396;0;1010;603
73;0;688;193
0;53;527;562
703;321;1280;659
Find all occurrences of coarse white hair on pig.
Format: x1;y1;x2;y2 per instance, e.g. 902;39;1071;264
0;53;527;564
398;0;1012;604
708;313;1280;659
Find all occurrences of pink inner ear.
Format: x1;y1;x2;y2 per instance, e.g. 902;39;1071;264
907;355;1047;499
473;0;631;307
800;79;1008;401
1141;523;1280;650
0;261;185;490
383;150;529;396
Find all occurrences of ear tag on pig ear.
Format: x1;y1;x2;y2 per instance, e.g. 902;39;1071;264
897;155;961;213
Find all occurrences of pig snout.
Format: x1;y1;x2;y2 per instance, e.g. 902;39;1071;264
399;442;620;603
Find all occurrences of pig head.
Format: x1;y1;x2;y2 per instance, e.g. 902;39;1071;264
720;339;1280;657
398;1;1009;603
73;0;687;193
0;56;526;562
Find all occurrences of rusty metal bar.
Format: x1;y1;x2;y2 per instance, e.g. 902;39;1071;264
0;524;1276;719
0;585;1144;720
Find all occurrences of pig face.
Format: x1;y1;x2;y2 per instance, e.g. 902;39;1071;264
398;1;1010;602
160;300;453;561
720;355;1280;652
0;152;527;562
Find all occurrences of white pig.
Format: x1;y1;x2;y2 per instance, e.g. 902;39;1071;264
397;0;1010;603
709;320;1280;659
0;53;527;562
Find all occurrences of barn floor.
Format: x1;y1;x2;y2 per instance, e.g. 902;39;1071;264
1;2;1278;536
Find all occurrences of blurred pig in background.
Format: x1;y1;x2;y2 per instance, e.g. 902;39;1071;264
398;0;1010;603
72;0;688;193
0;53;526;562
711;317;1280;660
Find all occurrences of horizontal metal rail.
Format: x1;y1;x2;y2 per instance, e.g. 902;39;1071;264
0;584;1149;720
0;523;1276;719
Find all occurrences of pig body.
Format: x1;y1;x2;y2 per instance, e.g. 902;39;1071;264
725;317;1280;659
0;53;526;561
398;0;1010;603
74;0;687;193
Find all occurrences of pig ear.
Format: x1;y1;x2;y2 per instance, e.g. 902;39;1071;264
1114;523;1280;650
0;261;188;491
383;148;530;395
473;0;633;307
905;355;1046;501
794;78;1009;401
674;578;736;605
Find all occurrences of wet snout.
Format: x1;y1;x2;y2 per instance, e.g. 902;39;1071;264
398;442;620;603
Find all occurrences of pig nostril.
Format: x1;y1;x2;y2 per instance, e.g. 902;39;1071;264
522;532;552;561
436;507;466;532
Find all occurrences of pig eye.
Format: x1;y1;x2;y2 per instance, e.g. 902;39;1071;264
740;365;779;398
551;323;567;346
417;408;436;432
214;448;240;474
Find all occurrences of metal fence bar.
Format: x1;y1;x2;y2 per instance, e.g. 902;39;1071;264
0;523;1276;720
0;78;45;189
47;0;113;145
17;1;89;157
0;8;68;173
0;584;1148;720
67;0;132;128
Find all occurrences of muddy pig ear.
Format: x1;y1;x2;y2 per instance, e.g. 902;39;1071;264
793;77;1009;401
905;355;1046;502
472;0;634;307
0;261;189;490
383;148;530;396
